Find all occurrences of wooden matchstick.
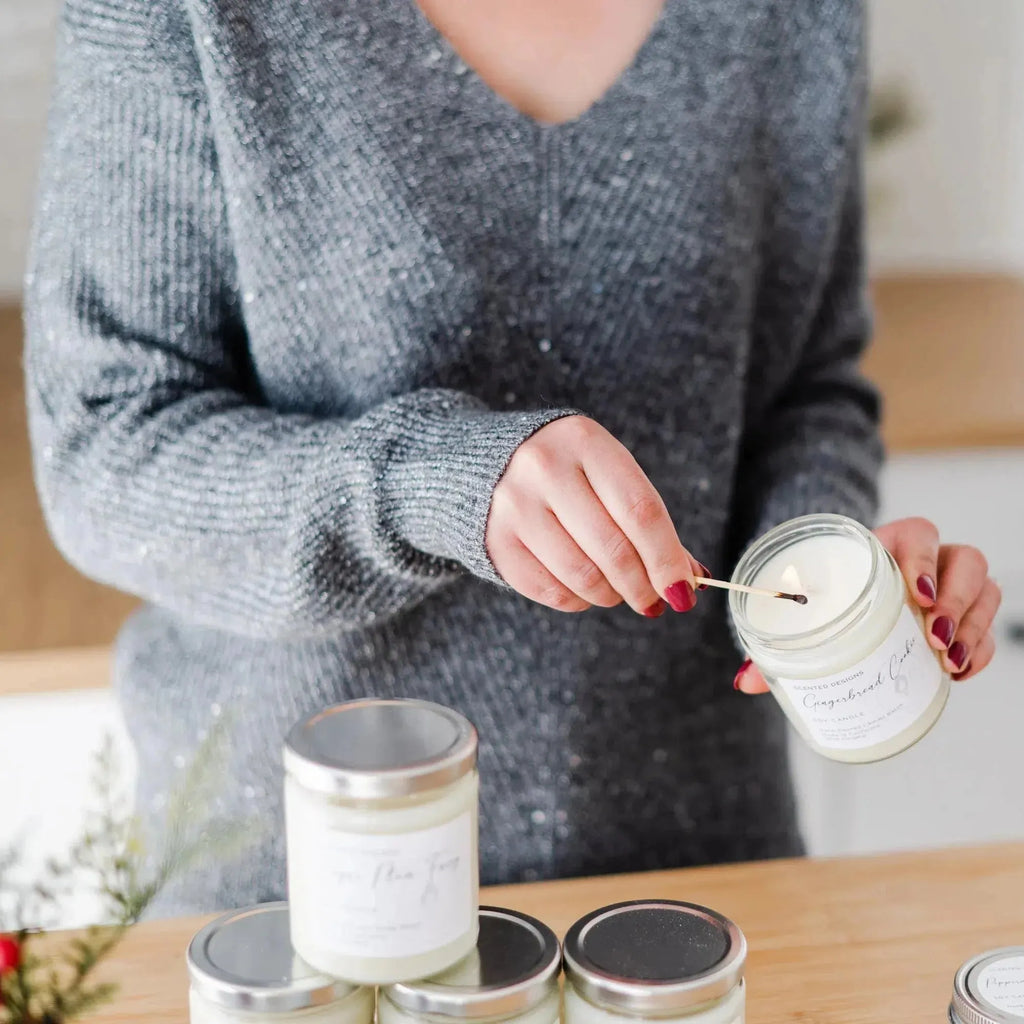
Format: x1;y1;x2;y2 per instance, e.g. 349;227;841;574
698;577;808;604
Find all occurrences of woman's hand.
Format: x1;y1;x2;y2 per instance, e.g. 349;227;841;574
486;416;702;616
734;516;1001;693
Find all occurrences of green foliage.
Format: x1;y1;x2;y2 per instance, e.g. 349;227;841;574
868;80;917;152
0;719;260;1024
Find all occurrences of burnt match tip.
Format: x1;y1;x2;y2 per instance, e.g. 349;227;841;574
790;593;808;605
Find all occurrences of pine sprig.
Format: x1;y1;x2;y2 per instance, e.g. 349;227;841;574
0;719;261;1024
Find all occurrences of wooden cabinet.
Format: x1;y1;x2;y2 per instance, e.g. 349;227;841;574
866;274;1024;450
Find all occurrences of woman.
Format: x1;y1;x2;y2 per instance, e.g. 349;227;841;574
25;0;999;913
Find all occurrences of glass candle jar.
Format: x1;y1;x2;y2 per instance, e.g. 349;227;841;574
187;902;375;1024
284;698;480;985
563;901;746;1024
951;947;1024;1024
380;907;561;1024
729;513;950;763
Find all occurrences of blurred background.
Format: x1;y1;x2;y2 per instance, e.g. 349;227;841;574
1;1;1022;926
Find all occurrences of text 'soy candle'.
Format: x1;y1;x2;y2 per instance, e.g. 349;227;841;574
380;907;561;1024
729;513;950;763
563;901;746;1024
951;948;1024;1024
187;902;374;1024
284;699;479;984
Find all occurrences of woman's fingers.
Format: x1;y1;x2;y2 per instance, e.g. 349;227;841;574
928;544;989;655
521;505;625;609
875;517;941;607
953;630;996;682
487;531;592;613
487;416;699;617
734;659;770;695
578;423;697;610
548;470;661;615
945;578;1002;676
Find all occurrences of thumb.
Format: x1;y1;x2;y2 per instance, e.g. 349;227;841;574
733;659;770;695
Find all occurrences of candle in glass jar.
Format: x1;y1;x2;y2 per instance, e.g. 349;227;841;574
951;947;1024;1023
284;698;480;985
380;907;561;1024
563;901;746;1024
729;514;950;763
187;902;374;1024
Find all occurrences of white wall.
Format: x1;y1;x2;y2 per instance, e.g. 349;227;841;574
867;0;1024;273
0;1;60;303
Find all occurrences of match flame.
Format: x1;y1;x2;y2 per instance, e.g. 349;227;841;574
779;564;804;595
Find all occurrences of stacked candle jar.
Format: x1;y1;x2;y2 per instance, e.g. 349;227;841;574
186;698;565;1023
185;696;750;1024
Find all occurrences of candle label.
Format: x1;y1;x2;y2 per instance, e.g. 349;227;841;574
977;956;1024;1015
774;604;942;750
290;808;475;957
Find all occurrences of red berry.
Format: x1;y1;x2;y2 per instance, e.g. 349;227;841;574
0;936;20;974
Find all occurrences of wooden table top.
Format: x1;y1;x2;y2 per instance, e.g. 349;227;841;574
74;841;1024;1023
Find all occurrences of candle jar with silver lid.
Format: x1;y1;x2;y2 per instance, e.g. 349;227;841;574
729;513;950;763
379;907;561;1024
187;902;374;1024
563;900;746;1024
284;698;480;985
951;947;1024;1024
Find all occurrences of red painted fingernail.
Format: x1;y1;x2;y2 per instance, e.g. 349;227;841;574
948;641;969;670
643;599;667;618
665;580;697;612
917;574;937;602
696;563;711;592
733;658;752;690
931;615;955;648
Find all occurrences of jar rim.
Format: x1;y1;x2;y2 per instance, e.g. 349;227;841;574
563;901;745;1016
187;902;362;1013
383;908;561;1020
729;514;883;651
951;946;1024;1024
284;698;478;799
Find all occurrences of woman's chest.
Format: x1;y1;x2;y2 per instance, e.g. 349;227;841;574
192;1;846;414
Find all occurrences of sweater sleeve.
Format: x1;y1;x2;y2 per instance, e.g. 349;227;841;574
732;68;884;551
24;40;572;642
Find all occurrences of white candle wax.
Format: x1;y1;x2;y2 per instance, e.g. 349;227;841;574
744;533;873;636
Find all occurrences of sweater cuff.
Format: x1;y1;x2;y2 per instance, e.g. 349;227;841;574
387;403;580;586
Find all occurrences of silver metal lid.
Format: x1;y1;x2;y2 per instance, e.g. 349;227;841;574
952;948;1024;1024
385;907;561;1019
283;698;478;799
564;901;746;1015
187;902;360;1013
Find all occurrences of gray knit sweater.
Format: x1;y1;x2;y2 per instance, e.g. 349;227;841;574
25;0;881;914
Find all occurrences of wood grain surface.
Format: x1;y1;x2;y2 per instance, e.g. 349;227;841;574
53;842;1024;1024
0;644;111;698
